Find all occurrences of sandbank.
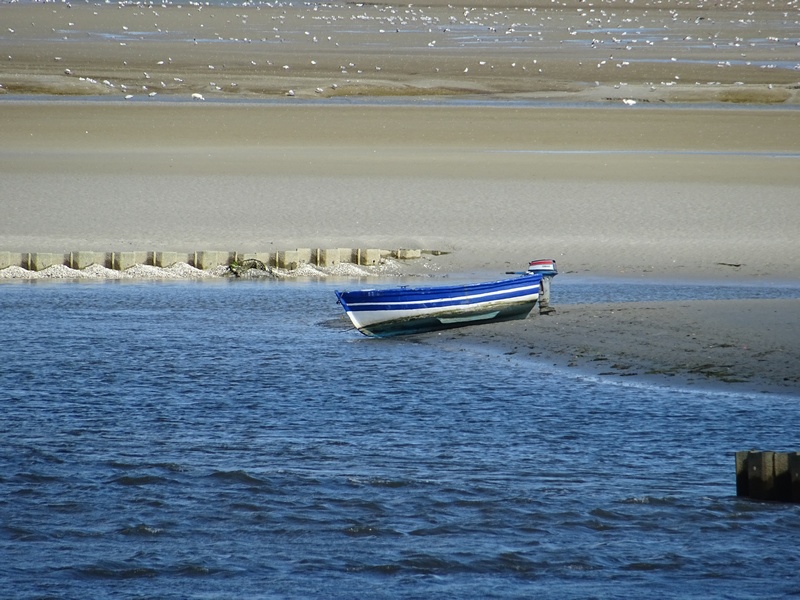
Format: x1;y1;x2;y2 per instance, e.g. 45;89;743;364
1;0;799;395
1;1;799;104
425;298;800;396
2;102;799;279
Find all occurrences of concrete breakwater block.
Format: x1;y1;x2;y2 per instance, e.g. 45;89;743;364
31;253;67;271
69;251;104;270
278;250;301;270
297;248;313;265
193;251;232;270
736;451;800;502
318;249;340;267
395;249;422;260
0;252;23;269
156;252;183;268
359;249;382;266
112;252;149;271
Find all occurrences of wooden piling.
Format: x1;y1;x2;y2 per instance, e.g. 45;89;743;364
736;451;800;503
735;451;750;497
748;451;775;501
774;452;791;502
790;453;800;503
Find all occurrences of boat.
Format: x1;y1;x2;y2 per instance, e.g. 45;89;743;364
335;260;556;338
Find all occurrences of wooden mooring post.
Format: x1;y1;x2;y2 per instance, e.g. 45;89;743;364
735;451;800;502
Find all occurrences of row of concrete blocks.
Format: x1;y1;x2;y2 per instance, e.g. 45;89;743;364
0;248;424;272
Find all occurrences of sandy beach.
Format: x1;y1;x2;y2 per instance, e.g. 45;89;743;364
1;0;799;394
2;0;799;103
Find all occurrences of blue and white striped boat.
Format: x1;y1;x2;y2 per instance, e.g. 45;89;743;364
335;266;548;338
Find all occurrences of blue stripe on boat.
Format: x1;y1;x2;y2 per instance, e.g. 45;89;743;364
340;284;540;311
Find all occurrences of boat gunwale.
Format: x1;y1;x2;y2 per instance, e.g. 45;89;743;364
336;273;542;309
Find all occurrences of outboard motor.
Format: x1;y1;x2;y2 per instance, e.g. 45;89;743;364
527;259;557;314
526;259;558;277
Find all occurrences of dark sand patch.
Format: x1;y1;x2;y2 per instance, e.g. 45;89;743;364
427;299;800;395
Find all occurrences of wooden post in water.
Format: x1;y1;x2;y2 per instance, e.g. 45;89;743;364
736;451;800;503
748;451;775;501
774;452;791;502
790;453;800;503
735;451;750;497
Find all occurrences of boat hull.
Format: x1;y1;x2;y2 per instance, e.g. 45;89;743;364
335;275;541;338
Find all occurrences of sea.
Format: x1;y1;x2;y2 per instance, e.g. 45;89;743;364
2;278;799;599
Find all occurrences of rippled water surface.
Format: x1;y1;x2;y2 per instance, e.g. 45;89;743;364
2;281;799;599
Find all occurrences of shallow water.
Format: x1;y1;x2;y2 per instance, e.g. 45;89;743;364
556;275;800;304
2;281;799;599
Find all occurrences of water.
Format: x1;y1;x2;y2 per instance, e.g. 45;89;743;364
2;280;799;599
556;275;800;304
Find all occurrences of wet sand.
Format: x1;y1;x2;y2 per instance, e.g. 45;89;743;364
427;299;800;396
1;1;799;103
1;0;799;394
